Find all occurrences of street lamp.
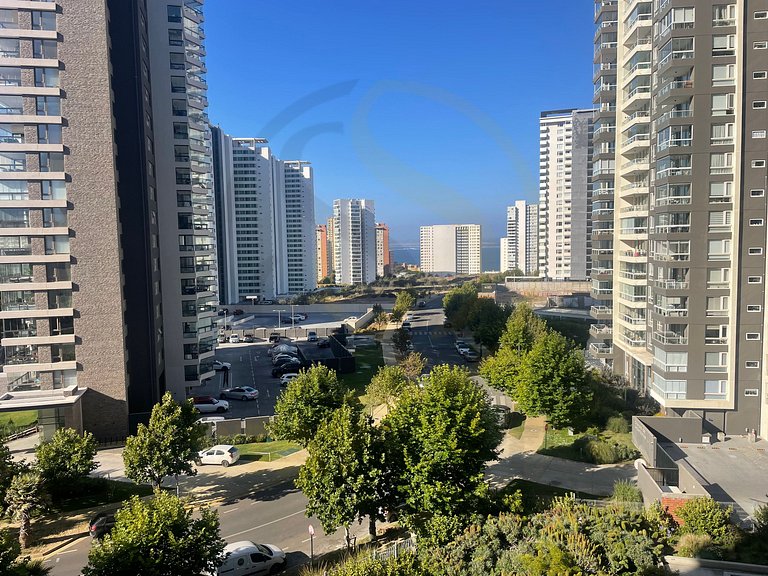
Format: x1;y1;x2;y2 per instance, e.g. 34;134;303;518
273;309;286;330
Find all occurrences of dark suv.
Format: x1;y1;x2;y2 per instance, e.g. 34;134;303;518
89;512;116;539
272;360;306;377
268;332;281;343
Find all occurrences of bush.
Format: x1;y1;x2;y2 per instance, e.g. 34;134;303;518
606;415;631;434
753;502;768;535
677;533;714;558
216;433;266;445
677;497;733;543
573;436;617;464
612;479;643;503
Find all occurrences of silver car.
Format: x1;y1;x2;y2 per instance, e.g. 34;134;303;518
219;386;259;401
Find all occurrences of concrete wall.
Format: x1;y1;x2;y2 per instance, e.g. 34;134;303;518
503;280;592;297
665;556;768;575
635;416;703;444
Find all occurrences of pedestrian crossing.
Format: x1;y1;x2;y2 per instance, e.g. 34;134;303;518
409;330;452;336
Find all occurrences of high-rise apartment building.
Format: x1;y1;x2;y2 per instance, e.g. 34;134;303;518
375;223;391;277
212;133;316;302
420;225;482;275
588;0;619;368
0;0;217;438
316;224;331;281
538;109;594;280
331;199;376;285
502;201;539;274
606;0;768;439
148;0;217;400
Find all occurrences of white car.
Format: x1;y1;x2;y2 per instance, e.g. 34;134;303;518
212;360;231;371
228;334;240;344
198;444;240;467
192;396;230;414
288;314;305;323
280;373;299;386
216;541;286;575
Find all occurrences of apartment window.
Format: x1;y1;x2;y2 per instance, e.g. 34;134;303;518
756;11;768;19
713;34;736;56
745;389;759;397
745;361;760;369
754;41;768;49
710;152;733;173
754;101;767;109
747;276;762;284
167;5;182;22
169;29;183;46
708;210;732;231
36;96;60;116
747;304;762;312
706;296;729;316
32;39;57;59
705;324;728;344
704;380;727;399
753;130;767;139
746;333;761;340
709;181;733;201
170;52;185;70
705;352;728;373
712;93;735;115
31;11;55;31
39;153;64;172
171;99;187;116
755;71;768;79
713;4;736;26
748;247;764;255
173;123;188;139
170;76;186;93
751;189;765;197
749;219;765;226
34;67;58;88
712;64;736;86
752;160;766;168
41;180;65;200
37;124;61;145
711;123;734;144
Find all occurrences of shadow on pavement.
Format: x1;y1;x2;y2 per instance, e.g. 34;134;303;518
180;464;302;505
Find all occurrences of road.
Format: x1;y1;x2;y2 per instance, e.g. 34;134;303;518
403;299;477;371
46;478;366;576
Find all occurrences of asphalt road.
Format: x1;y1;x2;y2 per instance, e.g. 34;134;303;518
403;300;477;371
45;478;362;576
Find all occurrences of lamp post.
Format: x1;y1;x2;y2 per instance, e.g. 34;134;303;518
273;309;286;330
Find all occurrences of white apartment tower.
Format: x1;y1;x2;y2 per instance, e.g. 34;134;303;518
331;199;376;285
212;133;316;302
538;109;594;280
420;225;482;275
503;201;539;274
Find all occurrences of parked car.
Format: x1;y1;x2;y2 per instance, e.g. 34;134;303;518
220;386;259;401
280;373;299;387
268;332;281;343
261;299;274;305
404;313;414;322
215;541;286;575
307;330;318;342
288;314;304;323
317;338;331;348
192;396;229;414
417;300;426;308
272;360;306;377
463;350;480;362
228;334;240;344
198;444;240;467
269;343;298;356
213;360;232;371
242;334;255;343
89;512;116;539
272;353;300;366
217;334;227;343
401;321;412;330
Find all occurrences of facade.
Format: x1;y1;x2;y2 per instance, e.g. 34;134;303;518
331;199;376;285
588;0;619;369
608;0;768;439
148;0;217;400
420;224;482;275
375;223;391;277
212;134;316;302
502;200;539;274
538;109;594;280
316;224;330;281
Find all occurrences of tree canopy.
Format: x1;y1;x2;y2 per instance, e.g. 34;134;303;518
34;428;97;495
123;392;207;487
366;365;411;408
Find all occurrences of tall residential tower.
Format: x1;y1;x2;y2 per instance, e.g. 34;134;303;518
331;199;376;285
502;201;539;274
420;224;482;275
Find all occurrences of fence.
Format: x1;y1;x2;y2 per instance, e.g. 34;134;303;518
372;536;416;561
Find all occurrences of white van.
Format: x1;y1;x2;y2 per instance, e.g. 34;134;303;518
216;541;286;575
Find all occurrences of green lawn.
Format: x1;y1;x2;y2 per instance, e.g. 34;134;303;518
237;440;301;462
0;410;38;429
505;478;604;502
342;345;385;394
537;427;637;463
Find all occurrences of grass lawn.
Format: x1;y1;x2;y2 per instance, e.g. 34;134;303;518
505;478;604;502
342;345;385;395
237;440;301;462
537;427;637;463
0;410;38;428
55;478;153;513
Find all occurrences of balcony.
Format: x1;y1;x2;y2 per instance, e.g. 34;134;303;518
623;85;651;110
620;270;647;280
620;313;646;326
592;267;614;278
653;331;688;345
654;224;690;234
622;132;650;153
591;305;613;319
589;343;614;357
657;80;693;106
654;279;689;290
590;324;613;338
592;187;615;198
653;305;688;318
657;137;692;153
621;203;648;214
620;333;646;347
655;195;690;207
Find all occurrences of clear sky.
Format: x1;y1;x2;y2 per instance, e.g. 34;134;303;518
205;1;594;248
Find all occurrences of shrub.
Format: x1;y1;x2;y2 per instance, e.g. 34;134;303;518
216;433;265;445
677;533;714;558
612;480;643;503
606;415;631;434
753;502;768;535
573;436;617;464
677;497;733;543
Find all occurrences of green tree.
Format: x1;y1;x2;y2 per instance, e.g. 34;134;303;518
478;346;524;396
4;471;49;549
384;365;502;542
393;291;416;319
269;364;347;446
123;392;207;488
367;365;410;408
0;529;50;576
442;283;478;330
497;303;548;352
391;328;411;355
465;298;511;352
515;331;593;427
0;444;24;510
82;491;225;576
296;403;385;546
372;311;389;331
34;427;97;494
677;497;733;543
399;352;426;382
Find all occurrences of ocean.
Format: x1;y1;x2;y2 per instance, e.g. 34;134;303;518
391;246;500;272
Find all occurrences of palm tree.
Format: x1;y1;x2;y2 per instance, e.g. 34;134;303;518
4;471;49;549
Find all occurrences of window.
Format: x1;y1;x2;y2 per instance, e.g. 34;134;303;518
713;64;736;86
167;5;182;22
708;239;731;261
754;41;768;49
31;11;55;31
171;99;187;116
745;389;759;397
713;4;736;26
710;181;733;201
748;247;763;255
713;34;736;56
169;29;183;46
711;123;734;144
756;11;768;19
705;324;728;344
170;52;185;70
745;361;760;368
706;295;729;316
712;93;735;115
752;160;766;168
32;39;56;59
34;67;59;88
705;351;728;372
755;71;768;79
753;130;767;139
708;210;732;231
751;189;765;197
749;219;764;226
747;304;762;312
37;124;61;144
748;276;762;284
710;152;733;174
39;153;64;172
746;333;761;341
170;76;186;93
704;380;727;399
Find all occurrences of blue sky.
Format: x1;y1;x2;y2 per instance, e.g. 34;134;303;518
205;1;594;248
